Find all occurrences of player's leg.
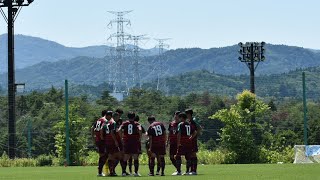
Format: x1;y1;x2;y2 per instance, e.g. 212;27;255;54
107;154;115;176
170;144;178;171
96;141;107;176
156;160;161;175
159;155;165;176
184;153;192;175
175;154;182;175
132;154;141;176
148;153;156;176
190;152;198;175
128;156;133;174
121;154;129;176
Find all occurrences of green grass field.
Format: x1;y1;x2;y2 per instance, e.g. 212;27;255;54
0;164;319;180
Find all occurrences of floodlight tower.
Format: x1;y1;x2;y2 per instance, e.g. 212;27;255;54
0;0;34;159
107;11;132;95
238;42;266;94
130;35;148;88
155;38;170;91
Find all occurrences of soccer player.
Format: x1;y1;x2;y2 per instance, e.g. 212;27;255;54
101;111;122;176
128;115;146;175
147;116;167;176
118;112;142;177
167;111;180;175
91;110;108;177
175;112;197;176
186;108;202;175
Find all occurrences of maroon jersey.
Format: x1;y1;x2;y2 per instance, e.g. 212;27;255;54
119;120;142;142
102;119;117;145
93;117;106;142
147;121;166;146
168;121;179;145
177;121;196;145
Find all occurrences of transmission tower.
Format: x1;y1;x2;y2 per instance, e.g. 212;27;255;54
154;38;170;91
107;11;132;97
129;35;148;88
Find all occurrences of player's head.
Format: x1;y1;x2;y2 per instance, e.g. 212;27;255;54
134;115;140;122
178;112;187;122
113;112;120;122
147;116;156;124
127;111;136;120
101;109;108;117
174;111;181;121
116;108;124;117
185;108;193;119
106;111;113;120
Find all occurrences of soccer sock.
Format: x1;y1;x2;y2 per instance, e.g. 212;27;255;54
98;155;106;174
128;158;133;173
156;161;161;173
134;159;139;174
160;157;165;174
108;159;114;174
170;156;177;169
121;160;127;174
175;156;182;173
194;157;198;172
149;157;155;174
186;155;191;173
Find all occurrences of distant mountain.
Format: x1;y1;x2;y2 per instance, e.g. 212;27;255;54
0;34;158;72
143;68;320;98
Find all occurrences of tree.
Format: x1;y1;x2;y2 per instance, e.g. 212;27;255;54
211;90;270;163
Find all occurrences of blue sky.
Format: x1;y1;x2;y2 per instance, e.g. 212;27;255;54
1;0;320;49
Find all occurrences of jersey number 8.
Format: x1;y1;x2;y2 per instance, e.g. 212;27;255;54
128;124;133;135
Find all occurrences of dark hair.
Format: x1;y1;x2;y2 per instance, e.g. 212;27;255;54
115;108;124;114
147;116;156;122
179;112;187;119
127;112;136;119
106;111;113;117
113;112;120;118
174;111;181;116
134;115;140;122
185;108;193;115
101;109;108;117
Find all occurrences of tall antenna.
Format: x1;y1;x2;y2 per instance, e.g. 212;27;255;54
107;11;132;96
154;38;170;91
130;35;148;88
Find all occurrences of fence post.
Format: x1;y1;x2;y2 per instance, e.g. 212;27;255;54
65;80;70;165
302;72;308;146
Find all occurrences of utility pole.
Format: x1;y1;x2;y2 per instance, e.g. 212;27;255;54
238;42;266;94
130;35;148;88
107;11;132;98
0;0;34;159
154;38;170;91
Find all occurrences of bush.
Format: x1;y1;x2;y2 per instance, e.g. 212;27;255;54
260;146;294;164
36;155;53;166
0;152;37;167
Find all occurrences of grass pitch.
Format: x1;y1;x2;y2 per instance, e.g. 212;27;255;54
0;164;319;180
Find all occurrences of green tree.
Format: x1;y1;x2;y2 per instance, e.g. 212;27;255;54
211;90;270;163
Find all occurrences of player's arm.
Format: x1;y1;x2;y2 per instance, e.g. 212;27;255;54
190;130;198;140
166;125;170;146
100;127;104;141
148;135;153;152
138;124;142;142
194;119;203;136
90;124;95;143
111;123;119;147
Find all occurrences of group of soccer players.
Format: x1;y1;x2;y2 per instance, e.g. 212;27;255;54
91;108;202;177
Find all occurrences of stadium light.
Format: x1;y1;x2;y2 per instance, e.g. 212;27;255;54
0;0;34;159
238;42;266;94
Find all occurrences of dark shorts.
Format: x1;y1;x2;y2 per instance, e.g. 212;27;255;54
176;144;193;156
95;141;106;154
123;140;140;154
151;145;166;156
170;144;177;156
106;143;122;155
